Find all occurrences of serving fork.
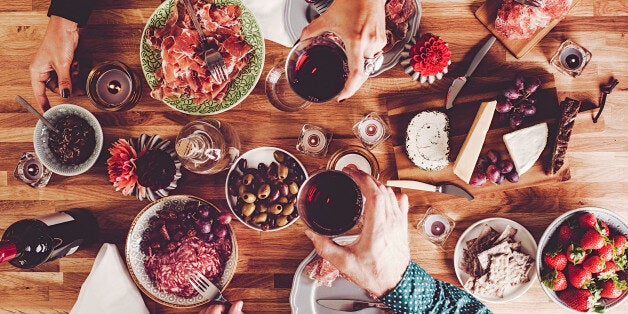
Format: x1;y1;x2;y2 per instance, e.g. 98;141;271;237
189;271;231;305
514;0;543;7
181;0;228;84
305;0;332;15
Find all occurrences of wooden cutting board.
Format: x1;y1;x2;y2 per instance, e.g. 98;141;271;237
386;68;574;203
475;0;580;59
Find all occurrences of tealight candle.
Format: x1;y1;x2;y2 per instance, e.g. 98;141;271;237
327;145;380;179
96;68;132;105
353;112;391;150
296;124;332;158
424;214;449;238
13;152;52;188
87;61;141;111
416;207;455;246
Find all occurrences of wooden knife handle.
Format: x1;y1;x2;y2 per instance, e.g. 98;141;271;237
386;180;437;192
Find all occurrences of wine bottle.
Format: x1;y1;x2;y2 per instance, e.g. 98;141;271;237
0;209;98;268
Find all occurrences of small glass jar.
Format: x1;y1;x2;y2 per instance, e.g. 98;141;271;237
296;124;332;158
14;152;52;188
87;61;141;111
550;39;592;77
327;145;380;179
416;207;455;246
352;112;391;150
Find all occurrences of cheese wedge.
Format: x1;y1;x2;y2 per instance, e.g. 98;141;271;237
453;100;497;183
503;122;548;175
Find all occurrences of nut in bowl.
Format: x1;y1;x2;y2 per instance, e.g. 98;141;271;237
537;207;628;312
225;147;308;231
33;104;103;176
125;195;237;308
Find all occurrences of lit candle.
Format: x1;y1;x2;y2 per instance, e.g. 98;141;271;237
22;159;43;181
95;68;133;105
423;214;450;238
302;128;326;154
334;153;372;175
358;118;384;145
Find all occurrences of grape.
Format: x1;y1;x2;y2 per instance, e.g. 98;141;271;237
213;224;228;239
198;206;210;219
495;174;505;185
509;113;523;129
505;171;520;183
201;233;214;243
503;87;522;100
524;77;541;94
470;172;487;187
498;160;514;174
217;212;232;225
475;156;491;173
496;97;514;113
486;150;501;164
515;74;525;91
198;220;212;234
485;165;501;183
521;104;537;116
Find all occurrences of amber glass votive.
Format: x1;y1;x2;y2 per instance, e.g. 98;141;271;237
327;145;380;179
87;61;141;111
416;207;455;246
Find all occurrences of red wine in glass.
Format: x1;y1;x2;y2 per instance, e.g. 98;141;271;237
286;37;348;103
297;170;363;236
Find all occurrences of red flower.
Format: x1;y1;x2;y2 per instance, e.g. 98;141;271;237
409;33;451;76
107;139;138;196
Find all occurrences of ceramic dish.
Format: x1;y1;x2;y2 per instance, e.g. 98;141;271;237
536;207;628;313
140;0;265;115
290;235;385;313
126;195;237;308
33;104;103;176
283;0;421;77
453;217;537;303
225;147;308;232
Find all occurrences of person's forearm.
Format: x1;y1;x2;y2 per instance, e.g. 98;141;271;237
48;0;96;26
380;261;491;314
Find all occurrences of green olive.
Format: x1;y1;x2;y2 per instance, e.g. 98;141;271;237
259;203;268;213
278;164;289;180
276;215;289;227
273;150;286;163
270;203;283;215
289;181;299;195
253;213;268;224
257;184;271;199
242;174;254;186
238;184;247;197
279;196;288;204
281;203;294;216
241;203;255;217
242;192;256;204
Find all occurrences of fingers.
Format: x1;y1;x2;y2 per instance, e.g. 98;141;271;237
29;64;51;112
53;60;72;99
305;230;349;267
299;19;326;41
396;193;409;215
228;300;244;314
198;304;226;314
336;40;367;102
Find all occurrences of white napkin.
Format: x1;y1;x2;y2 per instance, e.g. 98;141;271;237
70;243;149;314
242;0;294;47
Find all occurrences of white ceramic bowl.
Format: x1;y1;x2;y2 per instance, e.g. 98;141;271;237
454;217;537;303
33;104;103;176
225;147;308;232
536;207;628;312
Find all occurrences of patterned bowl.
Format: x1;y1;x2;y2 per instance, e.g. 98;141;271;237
33;104;103;176
125;195;238;308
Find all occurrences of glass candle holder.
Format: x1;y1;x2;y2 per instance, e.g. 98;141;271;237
327;145;380;179
550;39;592;77
87;61;141;111
296;124;332;158
13;152;52;188
352;112;391;150
416;207;455;246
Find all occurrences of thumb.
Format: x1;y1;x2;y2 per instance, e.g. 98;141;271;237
305;230;349;266
53;61;72;99
228;300;244;314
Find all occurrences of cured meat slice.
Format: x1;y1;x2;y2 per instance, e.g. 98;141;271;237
382;0;416;52
304;257;340;287
495;0;571;40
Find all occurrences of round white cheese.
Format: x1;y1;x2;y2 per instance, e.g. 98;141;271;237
405;111;450;171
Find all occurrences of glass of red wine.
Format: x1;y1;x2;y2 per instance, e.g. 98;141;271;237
296;170;363;236
265;33;349;112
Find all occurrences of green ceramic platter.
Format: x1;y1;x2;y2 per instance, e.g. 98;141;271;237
140;0;265;115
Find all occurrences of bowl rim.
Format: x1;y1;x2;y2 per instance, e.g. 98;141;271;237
33;103;103;176
535;206;628;312
224;146;308;232
124;194;238;308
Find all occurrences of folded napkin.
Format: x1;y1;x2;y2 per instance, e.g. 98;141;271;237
242;0;293;47
71;243;149;314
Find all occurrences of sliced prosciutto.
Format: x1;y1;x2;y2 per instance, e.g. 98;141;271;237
495;0;572;40
304;257;341;287
147;0;252;104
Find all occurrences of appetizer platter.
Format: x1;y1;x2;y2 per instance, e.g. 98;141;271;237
140;0;264;115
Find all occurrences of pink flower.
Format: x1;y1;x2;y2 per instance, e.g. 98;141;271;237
107;139;138;196
409;33;451;76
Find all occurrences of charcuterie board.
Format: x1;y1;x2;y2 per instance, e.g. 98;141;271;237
475;0;580;59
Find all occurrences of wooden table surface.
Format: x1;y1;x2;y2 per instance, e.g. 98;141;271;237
0;0;626;313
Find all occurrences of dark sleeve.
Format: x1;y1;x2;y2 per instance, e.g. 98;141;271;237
47;0;96;27
380;261;491;314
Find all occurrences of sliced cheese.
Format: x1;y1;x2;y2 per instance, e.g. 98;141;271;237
503;122;548;175
453;100;497;183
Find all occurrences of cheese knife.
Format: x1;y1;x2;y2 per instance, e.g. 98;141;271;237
317;299;388;312
387;180;474;200
445;35;496;109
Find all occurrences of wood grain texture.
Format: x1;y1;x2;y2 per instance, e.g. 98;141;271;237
0;0;626;313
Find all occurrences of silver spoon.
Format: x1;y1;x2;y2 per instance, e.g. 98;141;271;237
15;95;59;134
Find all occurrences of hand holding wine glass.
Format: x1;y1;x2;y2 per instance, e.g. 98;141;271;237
304;164;411;297
299;0;387;102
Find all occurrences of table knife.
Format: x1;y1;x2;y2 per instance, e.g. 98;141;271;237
445;36;496;109
387;180;474;200
317;299;387;312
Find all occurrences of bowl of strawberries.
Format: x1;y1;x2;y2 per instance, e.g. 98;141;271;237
537;207;628;312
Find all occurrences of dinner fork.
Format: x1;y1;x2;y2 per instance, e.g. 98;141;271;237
514;0;543;7
306;0;333;15
181;0;228;84
189;271;231;305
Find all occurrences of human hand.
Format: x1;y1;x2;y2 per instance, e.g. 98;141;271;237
198;300;244;314
304;164;411;297
299;0;387;102
29;15;79;111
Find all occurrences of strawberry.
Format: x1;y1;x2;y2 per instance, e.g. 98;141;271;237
598;243;614;261
603;261;620;274
612;235;627;255
567;264;592;289
600;278;628;299
582;255;605;273
542;270;568;291
596;221;610;237
558;289;594;312
558;225;575;244
544;251;568;271
579;212;597;229
581;229;605;250
567;244;588;265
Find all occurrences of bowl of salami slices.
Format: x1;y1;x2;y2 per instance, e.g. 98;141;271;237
537;207;628;312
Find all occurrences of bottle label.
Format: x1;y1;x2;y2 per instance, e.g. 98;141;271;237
39;212;74;226
47;238;83;261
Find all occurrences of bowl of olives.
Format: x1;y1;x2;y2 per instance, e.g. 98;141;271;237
225;147;308;231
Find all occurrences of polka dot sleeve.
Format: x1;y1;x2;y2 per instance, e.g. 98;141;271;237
379;261;491;314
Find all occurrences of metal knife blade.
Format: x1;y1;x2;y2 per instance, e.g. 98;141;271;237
445;36;497;109
387;180;474;200
317;299;386;312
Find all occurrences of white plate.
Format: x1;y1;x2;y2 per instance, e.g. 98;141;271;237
453;217;537;303
290;235;385;313
284;0;422;77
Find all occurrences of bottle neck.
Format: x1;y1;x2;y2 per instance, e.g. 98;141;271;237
0;240;17;263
